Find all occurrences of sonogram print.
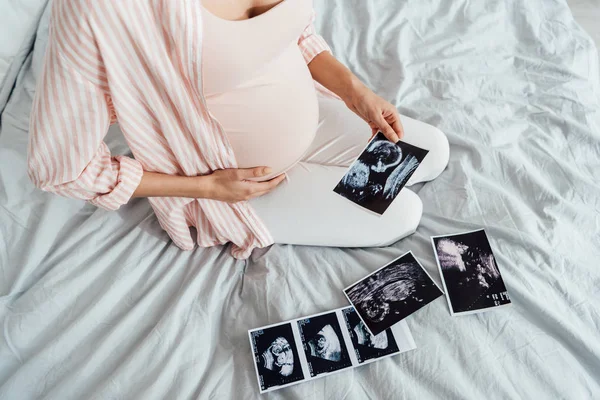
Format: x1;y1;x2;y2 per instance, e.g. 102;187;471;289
334;132;429;214
341;307;400;363
263;337;294;376
344;252;443;335
432;229;511;314
308;325;342;361
297;312;352;377
250;323;305;391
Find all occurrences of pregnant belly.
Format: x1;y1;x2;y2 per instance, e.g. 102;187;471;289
205;45;319;181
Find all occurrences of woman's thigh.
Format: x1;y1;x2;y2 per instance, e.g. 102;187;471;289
304;96;450;185
249;162;423;247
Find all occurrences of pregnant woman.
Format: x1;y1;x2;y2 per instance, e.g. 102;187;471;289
28;0;449;258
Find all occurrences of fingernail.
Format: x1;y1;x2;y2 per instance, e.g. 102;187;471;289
263;167;272;174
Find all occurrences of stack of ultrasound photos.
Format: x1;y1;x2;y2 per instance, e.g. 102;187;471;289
249;307;416;393
249;227;511;392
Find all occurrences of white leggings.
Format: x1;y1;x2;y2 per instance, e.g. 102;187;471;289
249;96;450;248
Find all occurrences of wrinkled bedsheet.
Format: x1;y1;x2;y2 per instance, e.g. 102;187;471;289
1;0;599;398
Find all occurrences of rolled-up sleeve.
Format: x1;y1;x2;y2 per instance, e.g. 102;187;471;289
27;36;143;211
297;10;331;64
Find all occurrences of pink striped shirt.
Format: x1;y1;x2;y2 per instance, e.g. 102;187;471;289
28;0;331;259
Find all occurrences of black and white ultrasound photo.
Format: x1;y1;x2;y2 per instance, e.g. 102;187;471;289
432;229;511;315
333;132;429;215
341;307;400;364
297;312;353;377
344;252;443;336
249;323;305;392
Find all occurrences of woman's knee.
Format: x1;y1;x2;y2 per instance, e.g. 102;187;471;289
403;190;423;234
424;126;450;180
378;189;423;246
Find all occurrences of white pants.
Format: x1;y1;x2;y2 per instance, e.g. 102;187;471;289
249;96;450;248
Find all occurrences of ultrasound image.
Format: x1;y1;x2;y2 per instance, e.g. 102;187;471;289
297;312;352;377
250;323;305;391
344;252;443;335
341;307;400;363
432;229;511;314
333;132;429;215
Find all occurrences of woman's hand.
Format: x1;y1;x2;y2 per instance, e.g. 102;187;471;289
132;167;284;201
307;52;403;142
344;84;404;143
206;167;286;203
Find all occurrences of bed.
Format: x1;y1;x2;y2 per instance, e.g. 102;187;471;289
1;0;599;398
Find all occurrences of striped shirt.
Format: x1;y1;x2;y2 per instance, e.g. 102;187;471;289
27;0;331;259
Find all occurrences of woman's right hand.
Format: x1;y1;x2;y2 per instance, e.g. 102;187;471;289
206;167;286;203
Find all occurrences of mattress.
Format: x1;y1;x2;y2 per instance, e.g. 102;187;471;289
1;0;599;398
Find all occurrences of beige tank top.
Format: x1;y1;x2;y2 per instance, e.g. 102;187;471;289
201;0;320;181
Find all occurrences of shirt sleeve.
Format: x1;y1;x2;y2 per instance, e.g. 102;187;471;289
27;4;143;211
297;10;332;64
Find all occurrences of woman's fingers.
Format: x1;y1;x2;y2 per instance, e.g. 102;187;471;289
374;112;400;143
236;166;273;180
248;174;286;195
367;125;377;141
390;117;404;140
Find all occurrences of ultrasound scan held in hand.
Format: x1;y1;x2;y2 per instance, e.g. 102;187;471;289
333;132;429;215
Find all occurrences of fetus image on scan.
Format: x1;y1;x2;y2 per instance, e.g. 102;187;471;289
341;307;400;363
345;252;442;335
433;229;511;314
262;337;294;377
353;321;389;349
334;132;428;214
297;312;352;377
251;323;305;391
357;264;419;324
340;161;380;202
308;324;342;361
363;139;403;173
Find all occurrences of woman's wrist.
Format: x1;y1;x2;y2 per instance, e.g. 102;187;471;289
340;74;370;105
133;171;215;199
196;173;216;199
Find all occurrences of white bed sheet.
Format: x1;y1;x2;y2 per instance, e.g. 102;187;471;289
1;0;599;398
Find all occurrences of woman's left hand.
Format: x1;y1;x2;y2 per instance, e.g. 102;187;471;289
344;84;404;143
